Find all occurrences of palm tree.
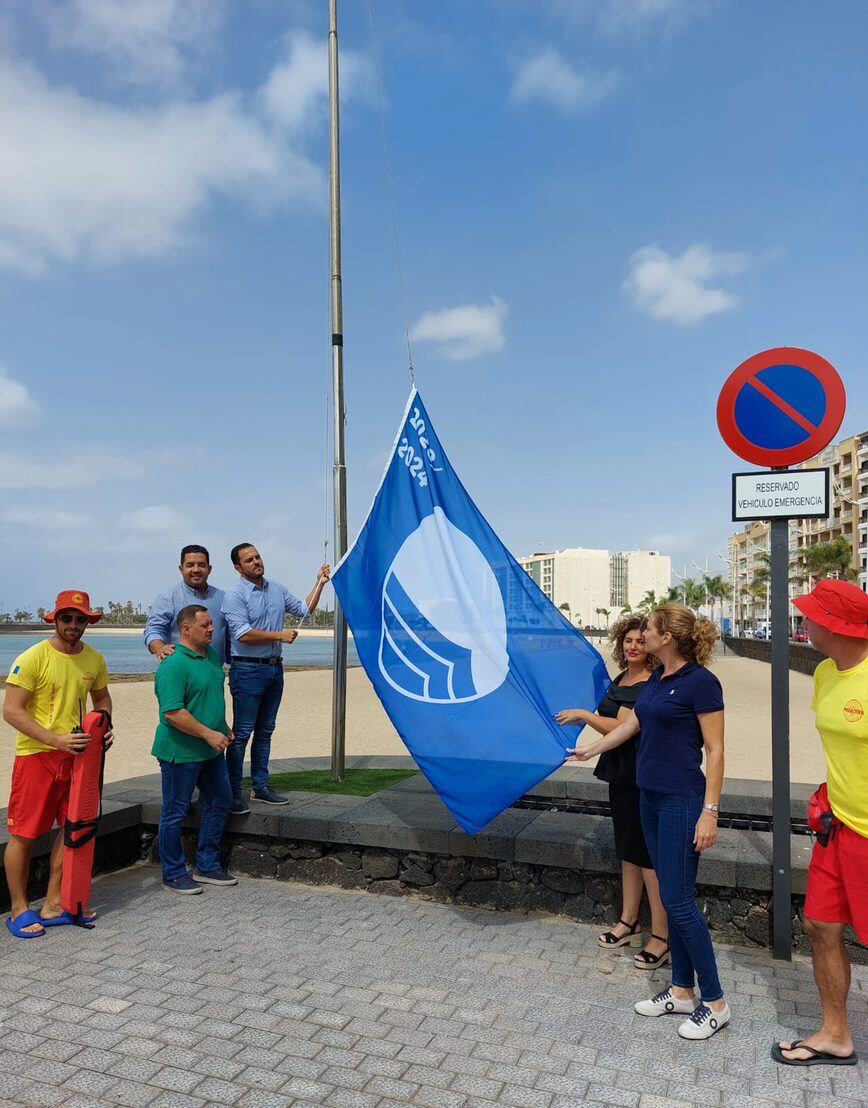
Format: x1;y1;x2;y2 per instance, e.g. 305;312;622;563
702;574;732;627
595;607;611;629
637;590;660;614
803;537;856;583
682;579;706;612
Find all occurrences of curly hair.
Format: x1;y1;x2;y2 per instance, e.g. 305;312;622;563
609;614;656;672
648;604;718;666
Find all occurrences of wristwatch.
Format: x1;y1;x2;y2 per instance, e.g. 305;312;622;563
703;802;719;814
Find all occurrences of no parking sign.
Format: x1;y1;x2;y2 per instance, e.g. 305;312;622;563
716;346;845;468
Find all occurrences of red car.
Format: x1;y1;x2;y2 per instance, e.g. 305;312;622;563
792;628;809;642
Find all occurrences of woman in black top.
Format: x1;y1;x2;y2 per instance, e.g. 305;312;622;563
556;615;668;968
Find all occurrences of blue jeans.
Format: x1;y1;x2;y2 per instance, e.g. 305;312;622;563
227;662;284;799
640;788;724;1002
157;757;231;881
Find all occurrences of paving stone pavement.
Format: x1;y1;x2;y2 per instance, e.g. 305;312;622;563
1;863;866;1108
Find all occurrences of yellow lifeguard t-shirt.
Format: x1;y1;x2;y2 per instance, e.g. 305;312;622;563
813;654;868;837
5;639;109;755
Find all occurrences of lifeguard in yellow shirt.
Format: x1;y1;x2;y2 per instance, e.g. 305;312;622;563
2;589;113;938
774;579;868;1069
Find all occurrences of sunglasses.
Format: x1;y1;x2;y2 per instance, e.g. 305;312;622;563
58;612;90;626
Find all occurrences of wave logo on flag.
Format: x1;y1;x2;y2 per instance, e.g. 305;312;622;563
379;507;509;703
332;388;609;834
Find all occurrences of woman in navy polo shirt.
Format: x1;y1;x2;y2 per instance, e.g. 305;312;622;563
568;604;729;1041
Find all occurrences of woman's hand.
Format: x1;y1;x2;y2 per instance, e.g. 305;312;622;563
693;810;718;852
555;708;586;726
564;740;600;763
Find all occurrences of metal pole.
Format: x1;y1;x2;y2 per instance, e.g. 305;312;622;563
328;0;347;782
770;515;792;959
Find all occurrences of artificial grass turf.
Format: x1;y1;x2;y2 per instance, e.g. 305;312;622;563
242;768;418;796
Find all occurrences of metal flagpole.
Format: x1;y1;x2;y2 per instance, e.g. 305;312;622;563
328;0;348;782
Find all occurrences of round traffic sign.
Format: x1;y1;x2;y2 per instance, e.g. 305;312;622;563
716;347;846;468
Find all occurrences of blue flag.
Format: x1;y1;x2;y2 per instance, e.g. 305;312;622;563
332;389;609;833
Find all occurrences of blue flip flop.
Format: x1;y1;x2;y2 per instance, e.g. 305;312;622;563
41;909;98;928
6;909;46;938
39;911;75;928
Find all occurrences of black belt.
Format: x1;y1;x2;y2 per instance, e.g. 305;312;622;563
231;655;283;665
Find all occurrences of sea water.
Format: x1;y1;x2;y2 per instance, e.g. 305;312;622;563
0;632;359;676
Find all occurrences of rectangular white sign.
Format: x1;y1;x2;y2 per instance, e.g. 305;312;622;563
732;468;829;522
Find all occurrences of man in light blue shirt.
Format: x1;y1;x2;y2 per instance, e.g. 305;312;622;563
144;545;229;666
222;542;330;813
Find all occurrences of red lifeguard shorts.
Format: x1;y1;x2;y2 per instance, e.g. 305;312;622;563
6;751;75;840
804;821;868;943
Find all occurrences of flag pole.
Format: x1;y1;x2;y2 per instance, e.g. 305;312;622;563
328;0;348;781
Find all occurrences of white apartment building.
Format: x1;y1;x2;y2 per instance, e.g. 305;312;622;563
518;547;671;627
727;428;868;633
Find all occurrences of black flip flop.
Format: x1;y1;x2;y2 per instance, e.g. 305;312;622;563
771;1041;858;1067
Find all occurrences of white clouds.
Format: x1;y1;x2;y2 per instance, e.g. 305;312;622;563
260;30;372;133
42;0;224;88
510;47;619;112
0;450;145;489
544;0;704;36
411;296;508;361
598;0;694;34
0;366;39;427
623;244;753;325
0;506;91;529
0;15;382;275
119;505;189;533
0;57;321;274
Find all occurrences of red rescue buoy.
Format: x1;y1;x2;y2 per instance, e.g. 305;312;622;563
60;709;111;927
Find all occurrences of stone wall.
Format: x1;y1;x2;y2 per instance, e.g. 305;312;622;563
171;829;867;962
6;763;863;962
724;636;823;676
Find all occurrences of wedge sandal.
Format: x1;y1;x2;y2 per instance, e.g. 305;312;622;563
598;918;642;948
633;933;670;970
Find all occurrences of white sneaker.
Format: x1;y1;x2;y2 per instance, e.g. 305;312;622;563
678;1001;731;1039
634;986;697;1017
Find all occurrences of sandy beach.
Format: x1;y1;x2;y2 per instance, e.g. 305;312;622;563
0;650;826;802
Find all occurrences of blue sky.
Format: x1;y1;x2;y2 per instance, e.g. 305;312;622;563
0;0;866;613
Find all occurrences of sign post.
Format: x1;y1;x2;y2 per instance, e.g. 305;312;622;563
769;512;791;957
717;346;846;961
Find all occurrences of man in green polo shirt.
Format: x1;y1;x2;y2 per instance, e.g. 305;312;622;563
153;603;237;894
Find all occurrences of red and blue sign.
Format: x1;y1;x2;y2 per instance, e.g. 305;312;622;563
717;347;846;468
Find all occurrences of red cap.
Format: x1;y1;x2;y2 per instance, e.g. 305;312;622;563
791;579;868;640
44;589;102;624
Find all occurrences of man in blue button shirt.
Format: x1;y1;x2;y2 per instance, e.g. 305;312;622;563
222;542;330;813
144;545;229;666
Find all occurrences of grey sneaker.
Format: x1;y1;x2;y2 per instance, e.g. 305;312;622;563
229;797;251;816
250;787;289;806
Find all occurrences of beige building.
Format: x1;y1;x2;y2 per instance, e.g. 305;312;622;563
518;547;671;627
611;549;672;609
727;428;868;632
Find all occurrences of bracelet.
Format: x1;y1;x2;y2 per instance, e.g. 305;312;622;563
702;802;719;816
